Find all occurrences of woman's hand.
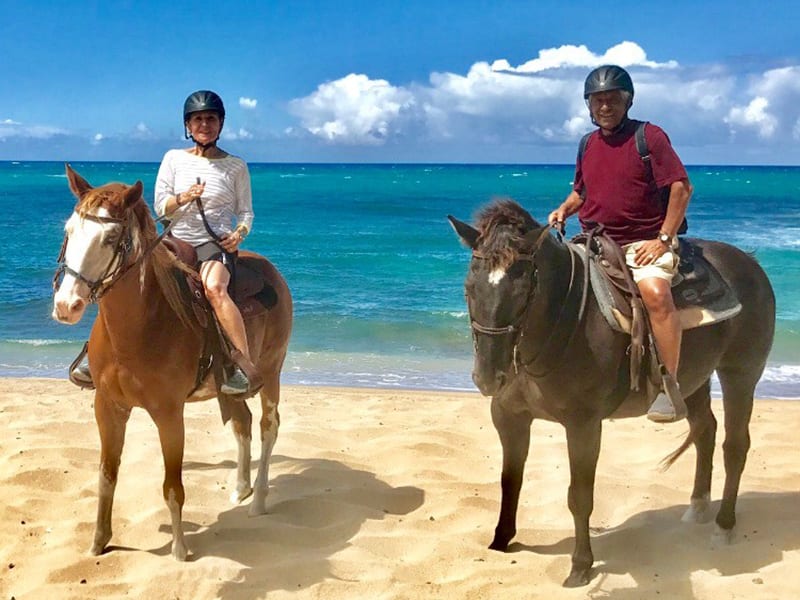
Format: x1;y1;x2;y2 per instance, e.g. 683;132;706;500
179;181;205;206
220;228;246;252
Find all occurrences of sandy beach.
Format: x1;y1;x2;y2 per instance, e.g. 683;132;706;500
1;378;798;599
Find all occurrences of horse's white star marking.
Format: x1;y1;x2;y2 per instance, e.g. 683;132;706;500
488;268;506;286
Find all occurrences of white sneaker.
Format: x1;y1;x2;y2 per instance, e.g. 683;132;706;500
647;392;679;422
220;367;249;395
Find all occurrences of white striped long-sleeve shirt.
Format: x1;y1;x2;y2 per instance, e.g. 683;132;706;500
154;149;254;246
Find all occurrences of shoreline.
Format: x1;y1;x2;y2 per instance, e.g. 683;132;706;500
2;378;798;599
2;374;800;401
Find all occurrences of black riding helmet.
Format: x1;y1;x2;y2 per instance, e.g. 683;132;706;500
583;65;634;99
183;90;225;142
584;66;634;130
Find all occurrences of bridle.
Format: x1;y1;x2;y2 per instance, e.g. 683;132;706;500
466;225;583;377
52;205;175;303
466;226;551;365
52;212;133;303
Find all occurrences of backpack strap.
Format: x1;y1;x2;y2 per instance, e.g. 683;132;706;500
634;120;651;177
577;131;593;164
577;131;593;200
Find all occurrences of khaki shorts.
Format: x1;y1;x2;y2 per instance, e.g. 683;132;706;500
623;241;679;284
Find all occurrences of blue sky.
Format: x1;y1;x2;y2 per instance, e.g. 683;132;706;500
2;0;799;164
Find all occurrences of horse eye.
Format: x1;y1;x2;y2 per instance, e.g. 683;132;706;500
507;262;527;278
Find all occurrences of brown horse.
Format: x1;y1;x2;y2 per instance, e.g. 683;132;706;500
449;199;775;587
52;165;292;560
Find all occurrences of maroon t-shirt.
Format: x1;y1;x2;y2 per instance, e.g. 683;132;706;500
574;119;688;245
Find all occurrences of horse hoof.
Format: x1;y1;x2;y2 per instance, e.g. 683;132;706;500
89;543;106;556
488;538;510;552
710;524;734;548
248;489;269;516
90;532;111;556
681;495;712;523
489;527;514;551
172;542;189;561
248;502;268;517
563;567;592;588
230;486;253;505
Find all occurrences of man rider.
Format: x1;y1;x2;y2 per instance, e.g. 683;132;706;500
548;65;693;422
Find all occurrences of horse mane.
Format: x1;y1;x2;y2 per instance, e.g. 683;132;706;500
78;184;197;330
474;198;540;271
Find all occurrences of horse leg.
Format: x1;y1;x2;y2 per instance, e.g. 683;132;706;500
563;419;602;588
226;400;254;505
682;380;716;523
713;368;755;545
153;405;188;561
91;395;131;555
488;398;532;551
249;372;281;517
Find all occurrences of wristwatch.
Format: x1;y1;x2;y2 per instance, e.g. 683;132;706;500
658;232;673;245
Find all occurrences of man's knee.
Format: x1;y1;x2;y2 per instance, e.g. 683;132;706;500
639;280;675;316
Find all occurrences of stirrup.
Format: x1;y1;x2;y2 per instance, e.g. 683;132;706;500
647;374;686;423
69;342;95;390
220;366;250;395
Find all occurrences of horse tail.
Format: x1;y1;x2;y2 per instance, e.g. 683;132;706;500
658;420;706;471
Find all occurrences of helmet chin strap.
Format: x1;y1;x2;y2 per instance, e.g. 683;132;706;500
192;136;218;153
184;118;224;156
185;131;221;156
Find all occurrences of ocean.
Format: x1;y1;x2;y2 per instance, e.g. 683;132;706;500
2;161;798;398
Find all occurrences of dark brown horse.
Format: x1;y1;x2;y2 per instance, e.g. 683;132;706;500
449;199;775;587
52;165;292;560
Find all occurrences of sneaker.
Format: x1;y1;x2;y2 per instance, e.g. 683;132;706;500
647;392;679;422
70;357;94;388
220;366;250;395
647;374;687;423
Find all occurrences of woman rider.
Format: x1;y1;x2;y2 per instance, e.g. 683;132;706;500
71;90;255;395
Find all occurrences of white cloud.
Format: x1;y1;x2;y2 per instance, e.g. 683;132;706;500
0;120;68;139
222;127;253;140
288;73;416;145
491;41;678;74
726;97;778;138
131;122;154;140
239;97;258;109
286;41;800;160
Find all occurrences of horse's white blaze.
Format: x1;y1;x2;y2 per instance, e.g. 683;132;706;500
52;209;119;323
488;268;506;286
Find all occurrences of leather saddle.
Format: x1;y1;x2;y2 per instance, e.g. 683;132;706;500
163;236;278;398
571;230;742;392
574;234;742;335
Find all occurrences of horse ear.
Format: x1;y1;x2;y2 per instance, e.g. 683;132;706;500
122;181;144;208
65;163;93;199
448;215;480;250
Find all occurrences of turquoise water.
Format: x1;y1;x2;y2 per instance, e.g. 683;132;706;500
2;161;798;397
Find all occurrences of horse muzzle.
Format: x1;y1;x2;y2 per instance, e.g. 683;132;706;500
472;367;508;397
52;290;88;324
